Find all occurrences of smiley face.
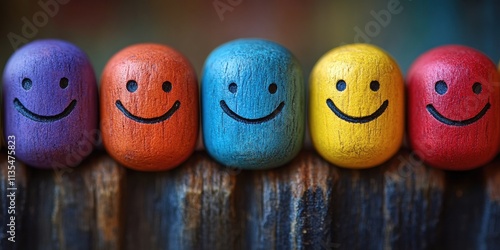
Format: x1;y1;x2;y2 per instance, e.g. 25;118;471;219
202;39;304;169
326;80;388;123
14;77;77;122
3;39;98;168
219;82;285;124
101;44;198;171
310;44;404;168
407;45;500;170
425;80;490;126
115;80;180;124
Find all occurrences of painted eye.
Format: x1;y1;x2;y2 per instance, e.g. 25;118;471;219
59;77;69;89
22;78;32;90
472;82;482;94
163;81;172;93
268;83;277;94
336;80;346;91
228;83;237;93
435;80;447;95
370;81;380;91
126;80;138;93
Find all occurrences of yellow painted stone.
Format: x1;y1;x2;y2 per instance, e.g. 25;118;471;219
309;43;404;168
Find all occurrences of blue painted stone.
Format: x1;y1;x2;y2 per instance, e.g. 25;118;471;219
201;39;305;169
3;39;98;169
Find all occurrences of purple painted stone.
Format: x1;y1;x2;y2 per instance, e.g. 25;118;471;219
3;39;98;169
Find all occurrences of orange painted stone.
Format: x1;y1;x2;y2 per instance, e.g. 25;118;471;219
101;44;199;171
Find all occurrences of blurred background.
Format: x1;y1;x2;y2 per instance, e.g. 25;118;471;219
1;0;498;149
0;0;499;82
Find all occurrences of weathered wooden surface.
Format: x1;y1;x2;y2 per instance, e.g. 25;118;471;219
481;160;500;248
438;156;500;250
242;150;445;250
382;152;445;250
240;150;335;249
20;152;124;250
3;149;500;249
123;151;240;250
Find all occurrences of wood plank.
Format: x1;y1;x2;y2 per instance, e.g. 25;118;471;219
439;169;484;250
123;151;240;250
242;149;445;249
439;156;500;250
332;149;445;250
378;150;445;249
240;150;335;249
21;152;124;250
0;149;480;249
480;158;500;249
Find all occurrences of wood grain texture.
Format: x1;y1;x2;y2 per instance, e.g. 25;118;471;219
2;39;98;169
123;151;240;250
439;167;485;250
201;39;305;169
382;159;445;250
0;152;28;249
242;149;444;249
438;157;500;250
407;45;500;170
101;43;199;171
21;152;124;250
10;150;500;249
240;150;335;249
309;43;404;169
480;158;500;248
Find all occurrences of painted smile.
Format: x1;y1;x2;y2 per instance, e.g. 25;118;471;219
115;100;180;124
220;100;284;124
327;99;389;124
14;98;76;122
426;103;490;126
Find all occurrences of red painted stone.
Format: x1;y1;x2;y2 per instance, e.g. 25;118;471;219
407;45;500;170
100;44;199;171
